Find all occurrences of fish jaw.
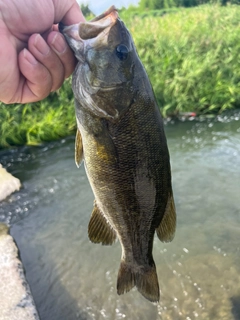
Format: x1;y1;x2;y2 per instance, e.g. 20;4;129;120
58;23;84;61
59;6;119;62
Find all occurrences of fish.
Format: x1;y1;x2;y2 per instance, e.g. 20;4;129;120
60;6;176;303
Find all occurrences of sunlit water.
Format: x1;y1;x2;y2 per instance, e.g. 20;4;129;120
0;112;240;320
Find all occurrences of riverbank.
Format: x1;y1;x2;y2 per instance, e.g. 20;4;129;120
0;4;240;148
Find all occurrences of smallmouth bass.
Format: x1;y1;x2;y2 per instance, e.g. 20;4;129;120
60;6;176;302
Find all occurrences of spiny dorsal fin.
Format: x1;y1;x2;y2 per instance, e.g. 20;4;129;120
88;202;116;245
156;192;176;243
75;128;83;168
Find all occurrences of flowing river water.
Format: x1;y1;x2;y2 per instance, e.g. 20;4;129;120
0;111;239;320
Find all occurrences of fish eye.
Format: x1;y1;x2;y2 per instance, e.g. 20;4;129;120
116;44;129;61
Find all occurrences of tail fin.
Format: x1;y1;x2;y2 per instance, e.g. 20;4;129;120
117;261;159;302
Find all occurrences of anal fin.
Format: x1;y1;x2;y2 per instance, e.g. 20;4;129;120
156;192;176;243
75;128;83;168
88;202;116;245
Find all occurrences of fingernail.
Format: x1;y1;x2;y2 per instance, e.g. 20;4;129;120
51;33;67;54
23;48;38;65
35;34;50;55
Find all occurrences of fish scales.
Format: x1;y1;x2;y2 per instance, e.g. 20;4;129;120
61;5;176;302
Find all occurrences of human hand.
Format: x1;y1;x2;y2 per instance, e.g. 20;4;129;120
0;0;85;104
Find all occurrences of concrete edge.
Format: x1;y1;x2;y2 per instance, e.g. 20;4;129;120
0;223;40;320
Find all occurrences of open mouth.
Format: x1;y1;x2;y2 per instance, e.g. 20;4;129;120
60;6;119;48
80;6;118;40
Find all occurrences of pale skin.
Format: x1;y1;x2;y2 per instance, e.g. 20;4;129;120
0;0;85;104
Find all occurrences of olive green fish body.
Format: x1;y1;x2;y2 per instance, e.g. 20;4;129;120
61;6;176;302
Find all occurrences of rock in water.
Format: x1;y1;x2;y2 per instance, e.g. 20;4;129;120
0;164;21;202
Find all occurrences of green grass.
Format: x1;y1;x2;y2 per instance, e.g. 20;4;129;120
1;4;240;148
121;4;240;116
0;79;76;148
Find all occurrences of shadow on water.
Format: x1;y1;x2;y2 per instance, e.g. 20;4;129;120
231;296;240;320
8;148;94;319
13;225;91;320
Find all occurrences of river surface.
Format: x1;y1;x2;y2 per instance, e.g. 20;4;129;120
0;112;240;320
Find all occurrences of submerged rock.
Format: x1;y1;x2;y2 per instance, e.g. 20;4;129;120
0;223;39;320
157;251;240;320
0;164;21;202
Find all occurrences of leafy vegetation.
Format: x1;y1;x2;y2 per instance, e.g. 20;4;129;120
138;0;240;9
0;79;75;148
1;4;240;148
80;3;95;20
121;4;240;116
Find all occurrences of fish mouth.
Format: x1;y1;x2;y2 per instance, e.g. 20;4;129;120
59;6;119;57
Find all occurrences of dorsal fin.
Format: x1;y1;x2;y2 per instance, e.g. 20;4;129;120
75;128;83;168
156;192;176;243
88;202;117;245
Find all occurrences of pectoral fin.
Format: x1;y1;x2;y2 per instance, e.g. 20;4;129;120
88;202;116;245
156;193;176;243
75;128;83;168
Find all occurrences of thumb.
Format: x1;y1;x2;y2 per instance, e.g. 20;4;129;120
53;0;85;26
